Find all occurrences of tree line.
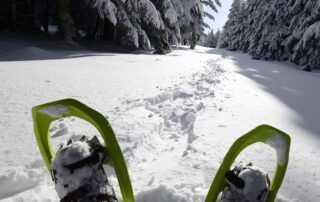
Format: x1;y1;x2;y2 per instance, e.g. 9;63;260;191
217;0;320;71
0;0;221;54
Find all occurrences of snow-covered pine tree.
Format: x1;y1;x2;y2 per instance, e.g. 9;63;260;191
235;0;250;52
128;0;172;54
219;0;320;70
205;29;220;48
248;0;320;69
151;0;221;49
85;0;138;48
85;0;172;53
246;0;295;61
177;0;220;49
7;0;221;54
214;29;221;46
288;0;320;71
262;0;290;61
124;0;221;51
247;0;276;59
218;0;237;49
149;0;181;45
205;29;215;47
218;0;246;50
190;1;205;49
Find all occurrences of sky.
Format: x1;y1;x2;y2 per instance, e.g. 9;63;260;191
204;0;233;33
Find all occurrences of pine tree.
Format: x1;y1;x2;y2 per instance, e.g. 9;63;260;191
214;29;221;47
1;0;222;54
150;0;182;45
128;0;172;53
219;0;320;70
289;0;320;70
177;0;221;49
205;29;220;48
205;29;215;47
218;0;245;50
85;0;171;53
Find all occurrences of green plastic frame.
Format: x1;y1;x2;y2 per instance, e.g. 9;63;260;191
205;125;291;202
32;98;134;202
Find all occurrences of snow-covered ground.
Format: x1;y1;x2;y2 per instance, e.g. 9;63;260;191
0;41;319;201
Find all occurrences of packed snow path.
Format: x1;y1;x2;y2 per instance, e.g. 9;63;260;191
0;43;319;201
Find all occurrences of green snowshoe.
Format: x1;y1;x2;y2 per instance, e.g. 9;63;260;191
32;98;134;202
205;125;291;202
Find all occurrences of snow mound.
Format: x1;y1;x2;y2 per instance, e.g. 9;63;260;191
135;185;189;202
0;160;49;200
0;46;59;61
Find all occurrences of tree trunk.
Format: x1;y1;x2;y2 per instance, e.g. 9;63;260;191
57;0;75;41
190;32;197;50
44;0;49;33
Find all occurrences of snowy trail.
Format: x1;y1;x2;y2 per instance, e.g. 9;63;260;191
195;49;320;201
105;58;227;201
0;44;320;201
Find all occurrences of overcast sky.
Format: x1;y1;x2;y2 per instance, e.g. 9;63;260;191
204;0;233;33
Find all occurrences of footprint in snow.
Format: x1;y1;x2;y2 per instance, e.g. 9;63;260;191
51;127;69;138
113;60;225;147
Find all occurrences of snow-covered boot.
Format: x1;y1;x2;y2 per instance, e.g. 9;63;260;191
220;162;270;202
50;136;117;202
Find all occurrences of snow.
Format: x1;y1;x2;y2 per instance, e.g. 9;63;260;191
265;134;287;166
0;163;43;199
0;47;60;61
135;185;190;202
39;105;70;118
0;41;320;201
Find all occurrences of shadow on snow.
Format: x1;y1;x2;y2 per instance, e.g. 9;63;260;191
206;48;320;137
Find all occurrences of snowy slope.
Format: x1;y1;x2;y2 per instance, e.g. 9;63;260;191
0;42;319;201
